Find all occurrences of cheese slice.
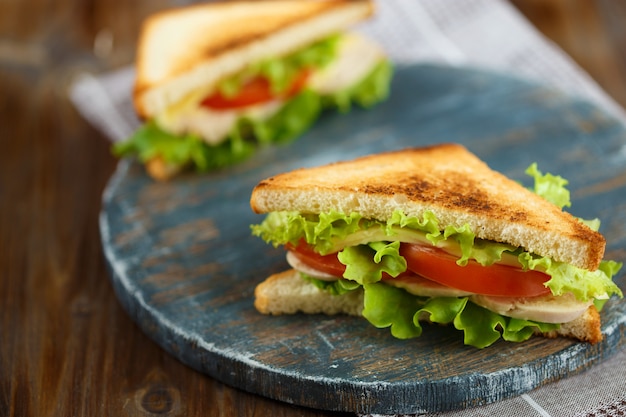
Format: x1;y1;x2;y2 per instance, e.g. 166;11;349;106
470;293;593;323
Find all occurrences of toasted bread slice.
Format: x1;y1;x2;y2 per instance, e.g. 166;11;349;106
250;143;605;271
254;269;603;344
134;0;374;119
255;269;364;317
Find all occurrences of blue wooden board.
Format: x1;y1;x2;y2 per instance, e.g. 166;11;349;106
100;64;626;414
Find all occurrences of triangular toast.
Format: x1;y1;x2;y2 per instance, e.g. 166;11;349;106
250;143;605;270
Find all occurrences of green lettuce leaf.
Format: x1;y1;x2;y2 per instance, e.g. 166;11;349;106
112;121;261;171
451;299;506;348
359;282;559;348
251;210;370;254
518;253;623;301
525;163;571;209
504;317;559;342
362;282;425;339
338;241;407;284
302;273;360;296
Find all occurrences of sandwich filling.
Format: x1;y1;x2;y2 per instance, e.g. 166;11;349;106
251;164;623;348
114;33;392;177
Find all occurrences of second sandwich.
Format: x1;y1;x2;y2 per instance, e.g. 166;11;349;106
114;0;392;180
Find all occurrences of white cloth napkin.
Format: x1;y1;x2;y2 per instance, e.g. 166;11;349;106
69;1;626;416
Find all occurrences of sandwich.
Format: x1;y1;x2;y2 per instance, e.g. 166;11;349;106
249;143;623;348
113;0;392;180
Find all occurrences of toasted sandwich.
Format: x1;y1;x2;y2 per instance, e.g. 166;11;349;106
113;0;392;180
249;144;623;348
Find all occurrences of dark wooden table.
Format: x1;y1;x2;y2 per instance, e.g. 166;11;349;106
2;1;625;416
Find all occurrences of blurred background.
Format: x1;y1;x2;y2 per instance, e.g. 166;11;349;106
1;1;625;416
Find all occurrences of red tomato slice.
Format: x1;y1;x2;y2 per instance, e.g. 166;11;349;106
286;241;407;280
201;69;311;110
399;244;551;297
286;242;346;277
287;240;552;298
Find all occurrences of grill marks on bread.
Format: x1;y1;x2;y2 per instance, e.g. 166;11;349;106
250;144;606;270
361;173;494;211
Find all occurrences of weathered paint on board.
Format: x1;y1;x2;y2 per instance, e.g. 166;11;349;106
101;64;626;415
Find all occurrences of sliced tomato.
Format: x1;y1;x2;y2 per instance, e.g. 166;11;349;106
286;241;346;277
286;240;408;280
399;244;551;297
201;69;312;110
287;240;552;298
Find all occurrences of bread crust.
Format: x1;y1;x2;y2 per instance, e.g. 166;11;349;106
254;269;364;316
537;305;602;344
133;0;373;118
250;143;606;270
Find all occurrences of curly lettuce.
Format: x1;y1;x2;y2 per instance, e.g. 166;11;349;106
303;273;559;348
339;241;407;284
362;284;559;348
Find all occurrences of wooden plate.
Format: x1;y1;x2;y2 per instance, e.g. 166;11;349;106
101;64;626;414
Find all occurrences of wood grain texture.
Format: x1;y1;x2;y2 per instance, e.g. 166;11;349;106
1;1;625;416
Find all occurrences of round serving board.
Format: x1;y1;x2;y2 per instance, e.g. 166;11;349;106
101;64;626;414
